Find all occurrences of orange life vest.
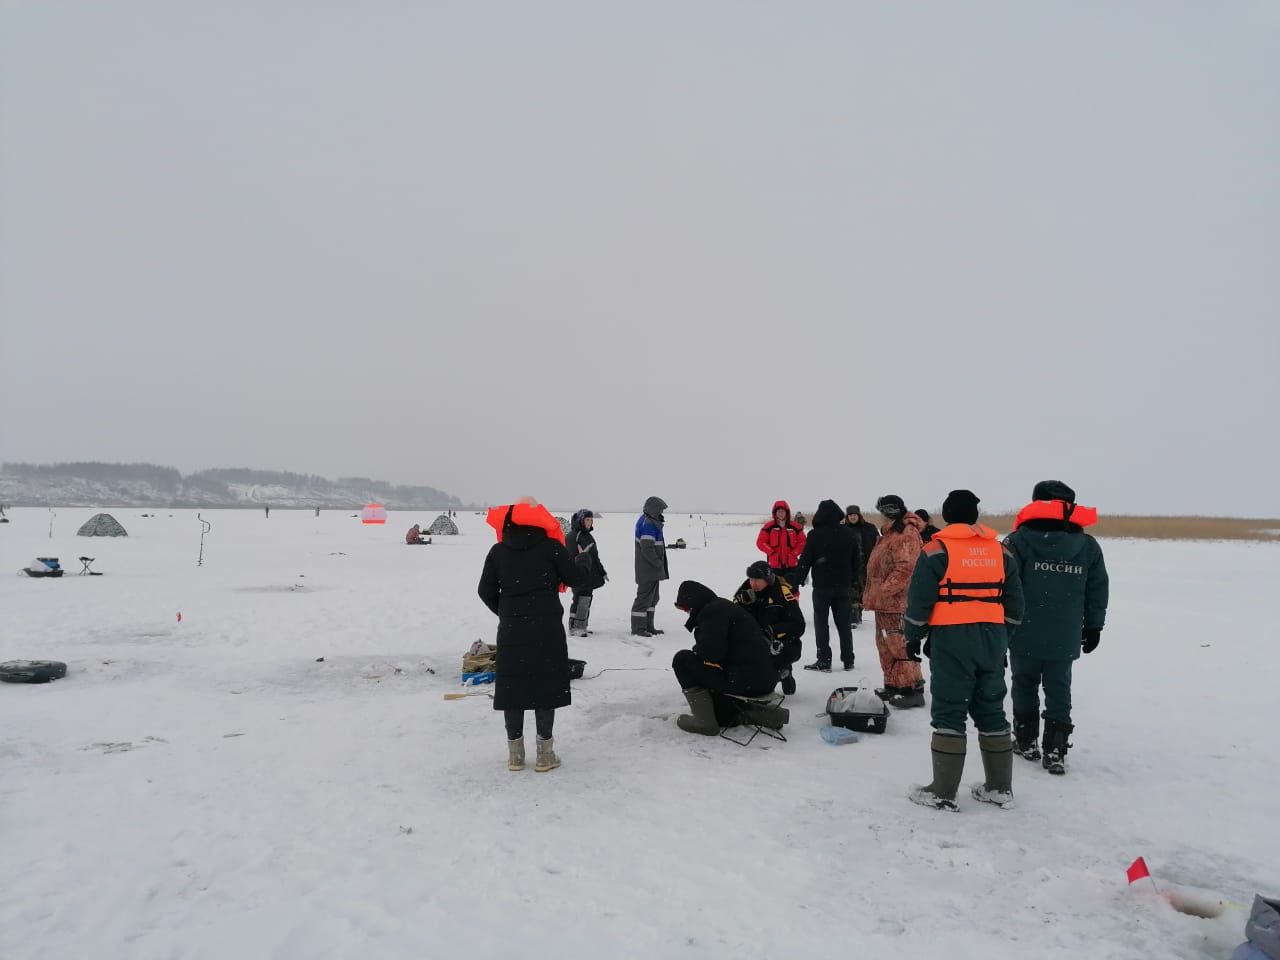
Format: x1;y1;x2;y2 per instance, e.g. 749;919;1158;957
1013;500;1098;530
925;523;1006;626
485;502;567;545
486;502;568;593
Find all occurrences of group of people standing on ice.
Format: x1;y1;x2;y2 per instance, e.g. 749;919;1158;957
477;482;1109;813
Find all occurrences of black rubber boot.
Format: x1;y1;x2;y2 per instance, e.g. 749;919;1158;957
888;684;926;709
1042;719;1074;775
780;670;797;695
1013;713;1041;762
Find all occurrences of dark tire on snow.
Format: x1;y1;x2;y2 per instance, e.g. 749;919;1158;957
0;660;68;684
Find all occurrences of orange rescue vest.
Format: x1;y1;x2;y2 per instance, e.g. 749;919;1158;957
1013;499;1098;530
924;523;1006;626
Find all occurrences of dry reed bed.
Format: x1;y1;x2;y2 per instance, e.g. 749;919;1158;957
740;514;1280;542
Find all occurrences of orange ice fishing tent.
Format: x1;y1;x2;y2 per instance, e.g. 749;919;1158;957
361;503;387;524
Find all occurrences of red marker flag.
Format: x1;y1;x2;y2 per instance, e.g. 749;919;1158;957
1126;857;1150;884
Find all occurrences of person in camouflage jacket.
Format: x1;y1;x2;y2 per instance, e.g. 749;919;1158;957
863;494;926;707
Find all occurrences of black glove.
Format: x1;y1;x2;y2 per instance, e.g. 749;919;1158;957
1082;627;1101;654
905;637;922;662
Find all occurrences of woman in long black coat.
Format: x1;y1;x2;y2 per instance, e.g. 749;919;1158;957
478;502;581;773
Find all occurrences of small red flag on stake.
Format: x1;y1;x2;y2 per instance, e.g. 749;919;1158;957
1127;857;1151;884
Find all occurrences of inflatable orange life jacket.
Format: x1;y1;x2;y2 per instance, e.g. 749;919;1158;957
1013;500;1098;530
925;523;1006;626
485;502;566;545
486;502;568;592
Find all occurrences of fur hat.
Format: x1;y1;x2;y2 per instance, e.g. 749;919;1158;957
746;560;775;583
875;495;906;520
1032;480;1076;504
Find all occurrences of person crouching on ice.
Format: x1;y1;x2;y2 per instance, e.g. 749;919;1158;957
671;580;780;736
903;490;1025;812
733;561;806;694
478;500;582;773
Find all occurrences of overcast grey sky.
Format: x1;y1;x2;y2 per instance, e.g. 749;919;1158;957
2;1;1277;515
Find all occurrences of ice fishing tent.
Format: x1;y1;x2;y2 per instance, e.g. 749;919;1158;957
77;514;128;537
361;503;387;524
427;514;459;536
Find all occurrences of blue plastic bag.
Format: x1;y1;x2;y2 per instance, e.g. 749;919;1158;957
820;726;861;745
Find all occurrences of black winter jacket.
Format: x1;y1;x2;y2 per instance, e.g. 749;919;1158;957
847;518;880;575
566;519;608;592
794;500;863;593
679;582;777;695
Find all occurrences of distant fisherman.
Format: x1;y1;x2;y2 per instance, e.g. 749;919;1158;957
632;497;670;637
1002;481;1110;775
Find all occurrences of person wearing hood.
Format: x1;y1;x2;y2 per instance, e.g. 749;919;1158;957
1002;481;1109;775
916;509;941;544
632;496;670;637
733;560;806;694
478;501;582;773
793;499;863;672
844;505;880;627
756;500;807;587
864;494;927;708
902;490;1025;812
566;509;608;637
671;580;782;735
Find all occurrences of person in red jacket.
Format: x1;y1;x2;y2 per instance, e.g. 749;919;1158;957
757;501;807;587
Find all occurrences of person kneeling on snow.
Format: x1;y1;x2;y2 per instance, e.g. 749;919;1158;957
671;580;781;736
405;524;429;545
903;490;1025;812
733;561;806;695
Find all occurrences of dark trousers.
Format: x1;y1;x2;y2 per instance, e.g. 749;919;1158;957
812;588;855;665
504;708;555;741
1010;653;1074;724
631;581;660;630
570;588;593;620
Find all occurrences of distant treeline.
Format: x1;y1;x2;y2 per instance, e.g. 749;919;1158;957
5;461;184;491
0;461;464;509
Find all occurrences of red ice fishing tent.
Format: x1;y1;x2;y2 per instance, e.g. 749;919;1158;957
361;503;387;524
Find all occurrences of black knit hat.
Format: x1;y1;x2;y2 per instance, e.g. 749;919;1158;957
1032;480;1076;504
916;509;932;524
746;560;774;582
942;489;980;525
845;505;861;517
875;495;906;520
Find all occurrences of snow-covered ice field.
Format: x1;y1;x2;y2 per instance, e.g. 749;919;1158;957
2;507;1276;960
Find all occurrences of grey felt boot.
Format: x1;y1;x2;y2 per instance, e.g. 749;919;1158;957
507;737;525;772
534;737;560;773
